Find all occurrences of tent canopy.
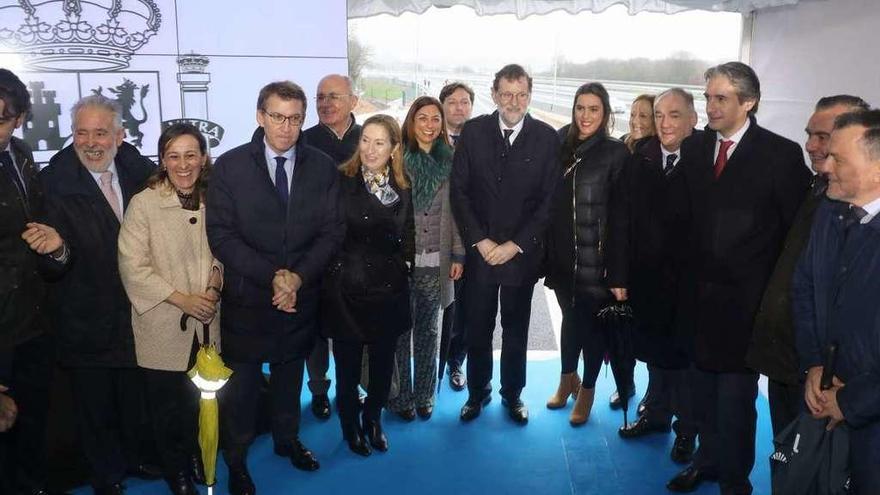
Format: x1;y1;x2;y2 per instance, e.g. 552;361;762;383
348;0;809;18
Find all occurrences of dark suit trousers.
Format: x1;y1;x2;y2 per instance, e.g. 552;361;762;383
850;422;880;494
0;333;52;493
68;366;149;488
220;357;304;465
691;368;758;495
306;337;331;395
465;281;533;401
445;278;468;370
142;368;199;477
642;364;697;436
767;378;803;438
333;338;396;433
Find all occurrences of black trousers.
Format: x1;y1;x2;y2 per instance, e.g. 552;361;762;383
445;278;468;370
554;288;610;389
333;338;396;435
305;337;331;396
142;368;199;477
0;333;52;493
691;368;758;495
220;357;304;466
641;364;696;437
68;366;150;488
465;281;533;401
850;422;880;494
766;378;803;438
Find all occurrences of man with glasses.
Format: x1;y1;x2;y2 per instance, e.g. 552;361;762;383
206;81;344;495
300;74;361;420
450;64;559;424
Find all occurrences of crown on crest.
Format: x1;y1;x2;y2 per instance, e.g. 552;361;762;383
0;0;162;71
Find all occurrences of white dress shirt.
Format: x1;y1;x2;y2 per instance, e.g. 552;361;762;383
498;114;526;145
264;139;295;193
713;118;751;163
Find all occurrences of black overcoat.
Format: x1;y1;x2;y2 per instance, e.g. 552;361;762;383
206;128;344;363
450;112;560;287
321;170;415;343
39;142;154;367
671;117;810;372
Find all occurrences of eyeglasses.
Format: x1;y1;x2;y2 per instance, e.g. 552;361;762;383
316;93;352;103
497;92;530;103
261;110;304;127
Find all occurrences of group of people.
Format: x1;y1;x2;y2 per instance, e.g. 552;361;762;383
1;57;879;495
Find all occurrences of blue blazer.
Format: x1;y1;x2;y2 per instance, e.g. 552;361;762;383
206;128;344;363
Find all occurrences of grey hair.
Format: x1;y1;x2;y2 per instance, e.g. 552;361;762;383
833;109;880;161
319;74;354;94
655;88;696;114
815;94;870;112
70;94;123;132
704;61;761;115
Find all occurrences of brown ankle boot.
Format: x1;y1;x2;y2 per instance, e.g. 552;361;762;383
546;372;581;409
569;387;595;425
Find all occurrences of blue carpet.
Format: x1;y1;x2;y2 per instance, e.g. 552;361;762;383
73;360;772;494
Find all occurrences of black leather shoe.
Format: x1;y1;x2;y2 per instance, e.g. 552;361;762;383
127;463;162;480
227;466;255;495
189;454;206;485
448;366;466;391
165;472;197;495
277;439;320;471
670;435;696;464
344;427;372;457
501;397;529;424
392;407;416;422
94;484;124;495
459;395;491;422
311;394;331;420
666;465;718;492
416;405;433;419
618;415;671;439
609;385;636;410
364;418;388;452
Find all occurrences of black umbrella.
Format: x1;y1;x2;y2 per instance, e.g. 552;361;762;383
597;301;637;427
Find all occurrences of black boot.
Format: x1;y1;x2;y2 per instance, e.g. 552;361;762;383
363;415;388;452
164;472;197;495
342;421;371;457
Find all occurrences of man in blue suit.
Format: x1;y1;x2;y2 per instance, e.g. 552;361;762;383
794;109;880;494
206;81;343;495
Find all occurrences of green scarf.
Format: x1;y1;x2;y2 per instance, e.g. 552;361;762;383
405;140;454;212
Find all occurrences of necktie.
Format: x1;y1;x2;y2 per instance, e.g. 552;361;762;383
714;140;734;179
0;150;26;200
502;129;514;152
843;204;868;230
99;170;123;222
274;156;289;207
450;134;459;146
664;153;678;176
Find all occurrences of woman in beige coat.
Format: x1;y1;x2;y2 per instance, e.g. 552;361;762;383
118;123;221;495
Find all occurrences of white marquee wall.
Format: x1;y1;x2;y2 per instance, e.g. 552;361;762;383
750;0;880;147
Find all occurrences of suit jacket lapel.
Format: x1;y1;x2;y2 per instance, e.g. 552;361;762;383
722;119;758;176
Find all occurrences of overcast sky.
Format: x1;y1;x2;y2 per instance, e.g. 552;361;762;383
350;4;742;72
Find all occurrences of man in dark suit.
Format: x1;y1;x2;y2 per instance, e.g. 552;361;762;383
0;68;70;495
40;95;157;495
794;109;880;494
666;62;811;494
450;64;559;424
746;95;870;439
611;88;699;465
439;81;475;392
300;73;361;420
206;81;343;495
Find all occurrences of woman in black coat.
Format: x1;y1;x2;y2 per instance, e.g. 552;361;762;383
545;82;630;426
321;114;414;456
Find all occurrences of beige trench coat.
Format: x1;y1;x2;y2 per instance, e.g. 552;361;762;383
118;185;222;371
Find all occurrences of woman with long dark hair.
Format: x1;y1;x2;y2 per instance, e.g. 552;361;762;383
321;114;414;456
387;96;464;421
118;123;221;494
545;83;630;426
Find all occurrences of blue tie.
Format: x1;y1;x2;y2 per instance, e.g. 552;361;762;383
274;156;288;207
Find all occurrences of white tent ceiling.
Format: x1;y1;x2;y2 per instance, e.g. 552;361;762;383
347;0;810;18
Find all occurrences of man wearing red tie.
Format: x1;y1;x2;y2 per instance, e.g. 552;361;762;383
666;62;810;494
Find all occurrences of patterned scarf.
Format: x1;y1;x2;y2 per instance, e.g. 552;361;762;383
405;140;453;212
362;165;399;207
